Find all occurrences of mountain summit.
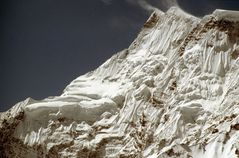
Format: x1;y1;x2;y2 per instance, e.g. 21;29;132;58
1;7;239;158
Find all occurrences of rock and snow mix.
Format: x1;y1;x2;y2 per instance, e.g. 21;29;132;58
1;7;239;158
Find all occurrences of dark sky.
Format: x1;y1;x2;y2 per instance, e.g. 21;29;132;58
1;0;239;111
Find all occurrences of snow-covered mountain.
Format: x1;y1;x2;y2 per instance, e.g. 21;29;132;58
1;7;239;158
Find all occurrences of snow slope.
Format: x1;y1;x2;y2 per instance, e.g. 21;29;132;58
1;7;239;158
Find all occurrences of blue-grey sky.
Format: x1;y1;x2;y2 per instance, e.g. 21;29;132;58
1;0;239;111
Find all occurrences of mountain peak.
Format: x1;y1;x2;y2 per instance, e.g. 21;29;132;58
1;7;239;158
167;6;196;18
213;9;239;21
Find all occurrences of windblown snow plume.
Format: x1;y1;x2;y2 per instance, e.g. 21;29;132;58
125;0;156;12
1;7;239;158
103;0;179;12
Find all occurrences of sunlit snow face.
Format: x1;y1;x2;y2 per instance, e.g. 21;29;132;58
183;44;202;69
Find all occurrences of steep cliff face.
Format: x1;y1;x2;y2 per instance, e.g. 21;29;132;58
1;7;239;158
